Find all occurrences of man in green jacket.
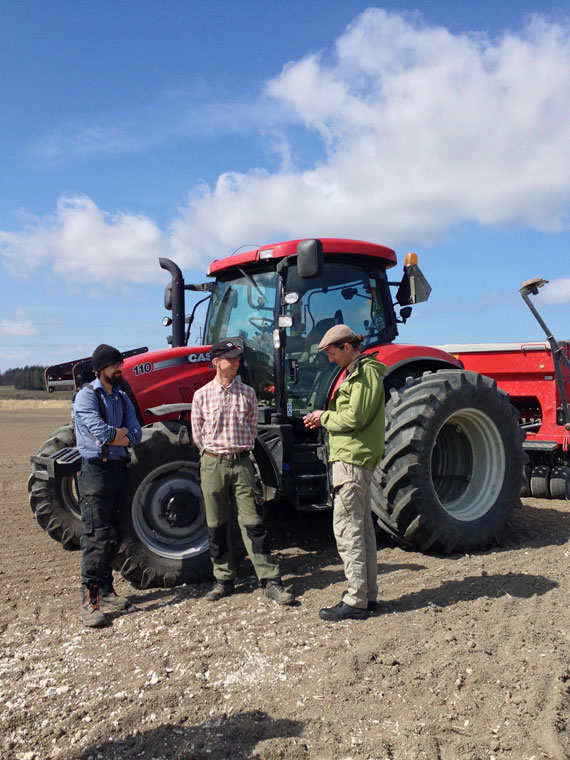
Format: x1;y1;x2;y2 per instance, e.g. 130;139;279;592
304;324;386;621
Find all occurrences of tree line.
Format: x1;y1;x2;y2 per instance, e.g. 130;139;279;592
0;366;46;390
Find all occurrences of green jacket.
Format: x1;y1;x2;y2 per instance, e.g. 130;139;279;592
320;354;387;470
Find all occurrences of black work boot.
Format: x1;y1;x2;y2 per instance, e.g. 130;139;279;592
81;584;107;628
99;587;130;611
264;579;295;606
205;580;234;601
318;601;369;621
342;590;380;612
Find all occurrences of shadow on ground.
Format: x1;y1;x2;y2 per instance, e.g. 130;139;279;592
74;711;305;760
388;572;558;614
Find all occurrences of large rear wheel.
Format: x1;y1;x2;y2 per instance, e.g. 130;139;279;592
113;421;212;587
371;370;525;553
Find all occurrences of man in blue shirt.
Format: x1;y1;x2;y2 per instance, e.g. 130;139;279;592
74;344;142;627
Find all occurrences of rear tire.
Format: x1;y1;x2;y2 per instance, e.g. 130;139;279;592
28;424;81;550
113;421;212;588
371;370;525;553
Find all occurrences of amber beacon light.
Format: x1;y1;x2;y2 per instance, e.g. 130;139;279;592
404;252;418;267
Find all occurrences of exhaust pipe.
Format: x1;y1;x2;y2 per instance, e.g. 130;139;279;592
160;258;186;348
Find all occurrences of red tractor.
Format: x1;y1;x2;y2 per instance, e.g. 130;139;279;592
440;276;570;501
29;238;524;588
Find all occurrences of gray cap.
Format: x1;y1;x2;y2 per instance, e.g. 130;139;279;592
318;324;356;350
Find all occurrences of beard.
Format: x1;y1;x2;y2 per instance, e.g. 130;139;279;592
102;370;121;386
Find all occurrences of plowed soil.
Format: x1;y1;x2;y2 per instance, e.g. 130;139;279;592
1;405;569;760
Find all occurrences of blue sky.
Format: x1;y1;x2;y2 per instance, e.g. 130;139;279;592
2;0;570;372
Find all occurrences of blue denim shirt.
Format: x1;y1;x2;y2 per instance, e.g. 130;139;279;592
73;378;142;461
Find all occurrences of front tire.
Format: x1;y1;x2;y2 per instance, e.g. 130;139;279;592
371;370;525;553
113;422;212;587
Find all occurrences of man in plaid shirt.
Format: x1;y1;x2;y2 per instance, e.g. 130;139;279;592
192;339;295;605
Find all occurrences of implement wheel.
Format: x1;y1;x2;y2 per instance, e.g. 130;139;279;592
549;465;570;500
529;466;551;499
371;370;525;553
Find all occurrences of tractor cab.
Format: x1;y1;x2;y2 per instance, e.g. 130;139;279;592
161;238;433;511
190;238;431;422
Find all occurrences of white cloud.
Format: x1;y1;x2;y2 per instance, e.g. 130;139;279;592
160;10;570;258
4;10;570;284
0;309;39;337
541;278;570;304
0;196;177;283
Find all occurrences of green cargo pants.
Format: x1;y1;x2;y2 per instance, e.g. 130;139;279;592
199;452;280;583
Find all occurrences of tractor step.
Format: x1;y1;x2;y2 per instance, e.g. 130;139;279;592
290;441;330;508
30;447;82;479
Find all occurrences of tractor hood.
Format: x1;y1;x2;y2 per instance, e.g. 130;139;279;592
122;345;214;425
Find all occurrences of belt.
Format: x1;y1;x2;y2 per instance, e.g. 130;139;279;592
203;449;251;461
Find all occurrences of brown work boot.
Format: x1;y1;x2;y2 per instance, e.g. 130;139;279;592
264;579;295;606
205;580;234;601
81;584;107;628
99;587;130;611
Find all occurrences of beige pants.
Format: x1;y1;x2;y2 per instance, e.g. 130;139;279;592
332;460;378;609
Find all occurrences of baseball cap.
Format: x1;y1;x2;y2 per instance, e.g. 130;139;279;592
210;340;243;359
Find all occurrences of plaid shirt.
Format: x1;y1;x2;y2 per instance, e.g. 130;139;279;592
191;376;257;454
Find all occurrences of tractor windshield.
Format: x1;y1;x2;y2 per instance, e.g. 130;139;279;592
203;269;278;406
203;260;392;415
283;262;391;414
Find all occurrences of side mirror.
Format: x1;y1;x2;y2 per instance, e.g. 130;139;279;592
297;239;323;279
396;254;432;305
399;306;412;323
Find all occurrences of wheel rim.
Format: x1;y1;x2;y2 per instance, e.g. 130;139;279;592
131;460;209;559
431;407;505;521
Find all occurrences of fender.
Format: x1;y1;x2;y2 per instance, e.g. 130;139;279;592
372;343;462;372
327;343;462;398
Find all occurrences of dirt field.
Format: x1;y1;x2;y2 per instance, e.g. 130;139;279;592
1;405;569;760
